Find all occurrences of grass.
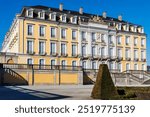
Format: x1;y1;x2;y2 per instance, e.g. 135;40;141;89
111;87;150;100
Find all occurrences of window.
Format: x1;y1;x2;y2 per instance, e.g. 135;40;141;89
61;60;66;69
39;12;45;19
81;31;86;40
72;17;77;23
125;36;130;45
51;60;55;69
109;48;113;57
61;29;66;38
141;38;145;46
117;36;121;44
101;34;104;42
134;50;138;59
141;51;144;59
61;43;66;55
141;28;144;33
101;47;105;56
72;61;77;70
27;59;33;65
134;37;138;46
109;62;114;70
91;33;96;41
50;13;56;21
126;24;129;31
39;41;45;55
142;64;145;71
27;40;33;54
92;62;96;69
118;23;122;30
126;63;130;71
72;45;77;56
82;61;86;69
82;46;86;56
125;49;130;58
39;59;44;69
27;10;33;17
72;30;76;40
92;46;96;56
62;15;66;22
50;43;56;55
118;49;122;58
51;27;56;38
134;26;137;32
27;25;33;36
109;35;113;44
118;63;122;72
39;26;45;37
134;64;138;70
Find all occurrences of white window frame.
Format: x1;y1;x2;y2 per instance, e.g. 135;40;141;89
27;58;33;65
72;16;77;24
50;13;56;21
82;61;87;69
134;64;138;70
27;24;33;36
72;30;77;40
141;38;145;46
61;28;66;39
51;27;56;38
61;43;67;55
125;36;130;45
117;36;122;44
39;25;45;37
72;44;77;56
50;42;56;55
126;63;130;71
38;11;45;19
134;37;138;46
39;41;45;54
61;15;66;22
26;9;33;18
27;39;34;53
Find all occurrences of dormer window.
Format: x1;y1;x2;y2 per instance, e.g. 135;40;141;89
38;11;45;19
72;16;77;24
118;23;122;30
141;27;144;33
50;13;56;21
134;26;137;32
26;9;33;18
61;15;66;22
126;24;129;31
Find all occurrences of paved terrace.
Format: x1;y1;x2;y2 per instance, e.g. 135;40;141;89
0;85;94;100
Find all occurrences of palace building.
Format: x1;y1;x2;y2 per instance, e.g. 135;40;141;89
1;4;147;72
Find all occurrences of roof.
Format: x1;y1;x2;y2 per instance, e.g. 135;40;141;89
21;5;142;27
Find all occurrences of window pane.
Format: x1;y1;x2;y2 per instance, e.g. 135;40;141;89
51;43;56;54
27;59;32;65
40;26;45;37
27;40;33;53
28;25;33;35
51;28;55;37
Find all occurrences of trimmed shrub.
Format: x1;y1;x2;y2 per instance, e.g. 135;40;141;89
91;64;118;99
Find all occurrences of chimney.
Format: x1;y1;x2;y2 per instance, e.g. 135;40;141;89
79;7;83;14
59;3;63;11
102;12;107;18
118;15;122;21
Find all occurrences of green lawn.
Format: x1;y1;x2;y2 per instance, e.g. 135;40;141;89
114;87;150;100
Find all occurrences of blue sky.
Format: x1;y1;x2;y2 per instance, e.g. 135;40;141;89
0;0;150;64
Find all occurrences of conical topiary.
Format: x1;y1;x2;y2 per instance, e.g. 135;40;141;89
91;64;118;99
